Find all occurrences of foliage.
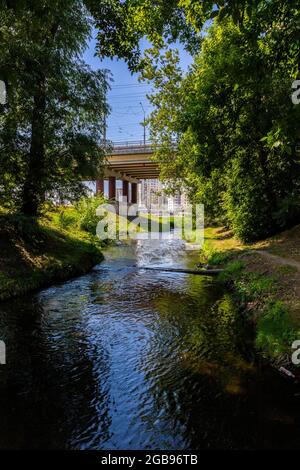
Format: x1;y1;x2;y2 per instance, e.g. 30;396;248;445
57;195;106;236
89;0;278;70
220;260;245;277
217;250;298;363
143;3;300;241
1;0;300;239
256;301;297;360
0;1;109;215
58;210;79;231
74;195;106;234
0;210;103;300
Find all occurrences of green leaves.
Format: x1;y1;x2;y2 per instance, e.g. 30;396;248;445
144;3;300;241
0;1;108;212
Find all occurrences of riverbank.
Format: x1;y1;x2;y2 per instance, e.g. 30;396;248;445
0;210;104;301
201;225;300;372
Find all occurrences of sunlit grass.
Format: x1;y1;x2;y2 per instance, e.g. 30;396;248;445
0;205;104;301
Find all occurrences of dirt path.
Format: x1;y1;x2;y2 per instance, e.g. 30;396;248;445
253;250;300;271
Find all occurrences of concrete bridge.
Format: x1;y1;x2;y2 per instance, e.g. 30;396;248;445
96;140;159;203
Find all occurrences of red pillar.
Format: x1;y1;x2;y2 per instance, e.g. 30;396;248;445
108;176;116;200
96;179;104;194
131;182;137;204
122;180;128;201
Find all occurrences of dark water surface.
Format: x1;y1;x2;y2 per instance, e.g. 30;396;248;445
0;238;300;450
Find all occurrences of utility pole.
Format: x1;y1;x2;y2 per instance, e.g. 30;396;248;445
103;113;107;148
140;101;146;146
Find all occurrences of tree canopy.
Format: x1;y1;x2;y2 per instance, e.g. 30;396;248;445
0;0;299;242
141;1;300;240
0;0;109;215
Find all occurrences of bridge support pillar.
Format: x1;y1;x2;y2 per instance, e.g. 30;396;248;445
131;182;137;204
96;178;104;195
122;180;128;202
108;176;116;200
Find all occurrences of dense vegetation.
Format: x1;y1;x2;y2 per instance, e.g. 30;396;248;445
87;0;300;242
0;0;299;365
0;0;109;216
141;1;300;241
1;0;299;242
0;198;105;300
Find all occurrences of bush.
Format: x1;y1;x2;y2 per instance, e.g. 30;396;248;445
223;156;274;242
58;210;78;230
75;195;106;235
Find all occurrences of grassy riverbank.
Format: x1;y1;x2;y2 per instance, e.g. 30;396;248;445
0;207;104;301
201;225;300;370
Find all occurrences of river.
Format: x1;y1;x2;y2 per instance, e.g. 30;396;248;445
0;237;300;449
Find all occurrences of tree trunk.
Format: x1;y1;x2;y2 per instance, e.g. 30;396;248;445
21;77;46;216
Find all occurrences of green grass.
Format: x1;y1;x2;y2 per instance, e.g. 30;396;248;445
217;256;298;365
0;206;104;301
220;258;277;297
202;242;237;265
256;301;299;362
246;273;277;298
220;260;245;278
199;224;300;367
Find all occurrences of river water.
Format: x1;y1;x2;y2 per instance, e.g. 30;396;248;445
0;238;300;450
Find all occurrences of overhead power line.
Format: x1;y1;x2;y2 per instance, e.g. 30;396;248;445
110;83;150;88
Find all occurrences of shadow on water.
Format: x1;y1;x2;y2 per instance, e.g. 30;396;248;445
0;237;300;449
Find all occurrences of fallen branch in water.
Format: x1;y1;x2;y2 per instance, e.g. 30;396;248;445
138;266;223;276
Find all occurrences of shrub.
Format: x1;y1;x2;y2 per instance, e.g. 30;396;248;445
75;195;106;235
223;156;273;242
58;210;78;230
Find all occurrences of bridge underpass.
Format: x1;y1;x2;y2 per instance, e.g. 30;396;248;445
96;141;159;204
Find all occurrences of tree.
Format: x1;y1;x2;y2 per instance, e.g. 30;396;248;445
89;0;281;70
143;4;300;240
0;0;109;215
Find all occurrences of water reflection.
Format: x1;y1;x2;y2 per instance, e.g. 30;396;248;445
0;239;300;449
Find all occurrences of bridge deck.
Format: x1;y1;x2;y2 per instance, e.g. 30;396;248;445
106;141;159;180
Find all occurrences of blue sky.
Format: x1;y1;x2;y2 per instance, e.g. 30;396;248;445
83;34;192;143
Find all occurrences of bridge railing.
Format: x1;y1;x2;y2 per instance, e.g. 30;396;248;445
108;140;177;155
113;140;153;147
109;140;154;155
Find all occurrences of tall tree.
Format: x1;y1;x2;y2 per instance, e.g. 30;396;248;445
0;0;109;215
142;4;300;240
